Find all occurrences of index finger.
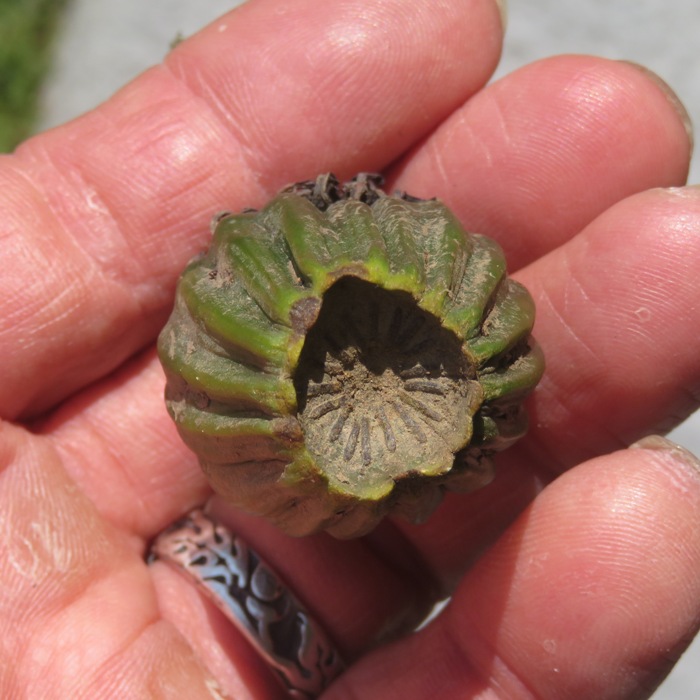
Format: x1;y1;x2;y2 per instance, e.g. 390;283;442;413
0;0;504;420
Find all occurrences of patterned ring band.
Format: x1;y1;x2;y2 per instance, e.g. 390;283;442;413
148;508;345;698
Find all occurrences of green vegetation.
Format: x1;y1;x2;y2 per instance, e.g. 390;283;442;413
0;0;70;152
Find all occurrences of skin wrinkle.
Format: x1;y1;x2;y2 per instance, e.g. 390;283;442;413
318;3;471;132
569;455;697;697
559;63;624;131
0;157;50;239
432;110;482;197
21;569;144;695
562;65;689;200
514;64;622;182
16;134;131;285
439;611;514;700
5;192;150;366
28;277;101;344
34;622;193;700
360;519;444;639
408;89;511;210
609;274;692;339
426;622;492;698
0;253;65;337
476;90;512;170
0;165;104;325
43;353;206;540
166;20;326;188
53;413;147;530
591;197;700;369
524;356;628;476
650;191;700;258
528;258;600;366
159;59;267;199
0;153;154;413
312;8;393;97
79;617;165;700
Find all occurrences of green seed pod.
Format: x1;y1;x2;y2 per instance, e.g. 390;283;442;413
158;174;544;538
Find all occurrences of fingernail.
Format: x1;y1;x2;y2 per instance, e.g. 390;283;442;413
619;61;694;155
494;0;507;31
630;435;700;475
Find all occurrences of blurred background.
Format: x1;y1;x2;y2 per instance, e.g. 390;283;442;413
1;0;698;697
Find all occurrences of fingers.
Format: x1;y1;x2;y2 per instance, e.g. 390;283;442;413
326;439;700;700
0;0;503;420
392;56;693;269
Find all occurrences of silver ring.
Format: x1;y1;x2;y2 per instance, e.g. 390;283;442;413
148;508;345;698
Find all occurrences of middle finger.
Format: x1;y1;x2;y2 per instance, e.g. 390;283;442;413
391;55;692;269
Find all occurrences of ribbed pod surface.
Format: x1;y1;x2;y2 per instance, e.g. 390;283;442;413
158;174;544;537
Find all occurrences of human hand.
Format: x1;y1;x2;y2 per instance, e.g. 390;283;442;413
2;1;699;698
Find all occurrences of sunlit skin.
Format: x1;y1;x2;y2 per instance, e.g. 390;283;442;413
1;1;700;698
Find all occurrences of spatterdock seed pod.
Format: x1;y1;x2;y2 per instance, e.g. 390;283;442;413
158;174;544;538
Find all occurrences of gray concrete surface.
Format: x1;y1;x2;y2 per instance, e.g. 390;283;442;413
37;1;700;697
